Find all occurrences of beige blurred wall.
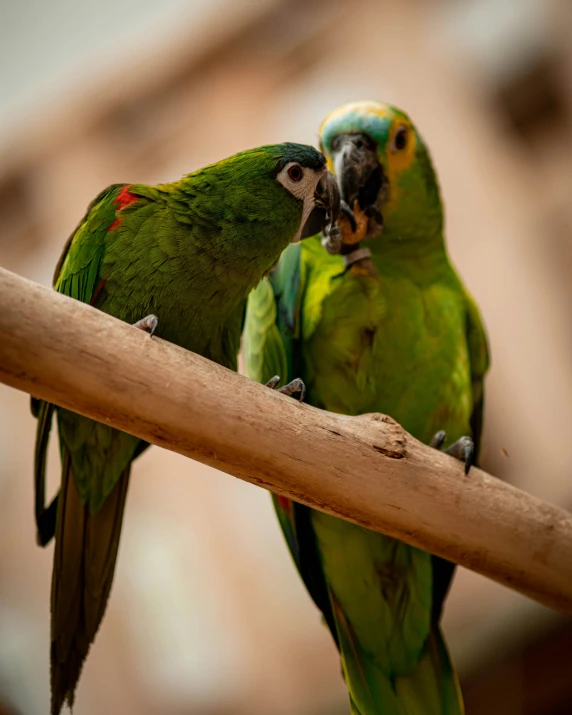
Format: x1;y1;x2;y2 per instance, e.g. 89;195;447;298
1;0;571;713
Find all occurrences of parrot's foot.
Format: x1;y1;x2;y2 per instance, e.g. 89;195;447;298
340;200;357;232
133;314;158;337
430;431;474;476
265;375;306;402
429;430;447;451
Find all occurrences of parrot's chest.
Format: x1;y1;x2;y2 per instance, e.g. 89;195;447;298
303;270;472;443
102;270;243;371
152;292;244;371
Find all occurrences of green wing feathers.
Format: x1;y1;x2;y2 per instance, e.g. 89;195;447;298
31;184;142;714
464;289;489;461
244;242;304;387
53;184;126;303
244;244;305;575
243;278;288;386
36;144;330;714
33;184;126;544
244;248;303;572
245;245;342;643
51;184;124;289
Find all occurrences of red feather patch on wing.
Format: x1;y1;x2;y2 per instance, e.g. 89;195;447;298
276;495;293;515
113;184;137;209
107;185;138;231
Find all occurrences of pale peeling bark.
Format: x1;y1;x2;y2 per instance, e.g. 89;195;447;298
1;266;571;614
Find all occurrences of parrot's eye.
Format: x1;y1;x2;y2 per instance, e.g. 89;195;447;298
393;126;408;152
288;165;304;182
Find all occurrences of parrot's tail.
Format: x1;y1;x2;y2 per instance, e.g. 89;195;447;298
335;597;463;715
50;450;130;715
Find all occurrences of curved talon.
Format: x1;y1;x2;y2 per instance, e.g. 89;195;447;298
133;314;158;337
340;200;357;232
278;378;306;403
430;431;474;475
445;436;474;476
430;430;446;451
265;375;281;390
265;375;306;402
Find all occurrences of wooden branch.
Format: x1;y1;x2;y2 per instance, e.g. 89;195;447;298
1;265;572;614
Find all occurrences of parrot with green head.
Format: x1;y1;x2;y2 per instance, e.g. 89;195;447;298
244;102;489;714
31;142;339;715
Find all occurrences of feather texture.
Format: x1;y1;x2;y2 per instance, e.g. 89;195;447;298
244;105;489;714
32;143;327;713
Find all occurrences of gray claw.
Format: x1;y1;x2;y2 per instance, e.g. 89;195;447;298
265;375;306;402
278;378;306;402
340;200;357;232
430;430;446;451
445;436;474;476
430;431;474;475
133;314;158;337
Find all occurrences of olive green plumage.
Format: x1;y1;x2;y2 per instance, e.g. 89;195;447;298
244;103;489;714
32;142;328;715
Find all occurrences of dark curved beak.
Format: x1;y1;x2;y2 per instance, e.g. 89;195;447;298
301;169;341;239
332;133;384;210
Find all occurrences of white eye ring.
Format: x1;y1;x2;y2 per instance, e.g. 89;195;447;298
288;164;304;182
276;162;320;201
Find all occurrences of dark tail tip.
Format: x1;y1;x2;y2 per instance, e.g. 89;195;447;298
37;495;59;547
51;644;83;715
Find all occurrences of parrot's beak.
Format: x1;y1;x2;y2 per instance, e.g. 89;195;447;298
327;133;386;250
300;169;341;239
333;133;384;210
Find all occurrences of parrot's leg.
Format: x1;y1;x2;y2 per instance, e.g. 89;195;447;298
133;314;158;337
265;375;306;402
430;431;474;476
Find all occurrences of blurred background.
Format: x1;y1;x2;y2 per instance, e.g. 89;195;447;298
1;0;572;712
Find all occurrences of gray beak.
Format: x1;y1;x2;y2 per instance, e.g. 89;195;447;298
332;133;385;210
301;170;341;239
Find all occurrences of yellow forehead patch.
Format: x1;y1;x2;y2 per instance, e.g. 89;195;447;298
319;101;396;133
319;101;418;213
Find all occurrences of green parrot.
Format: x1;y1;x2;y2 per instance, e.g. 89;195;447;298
244;102;489;714
31;142;340;715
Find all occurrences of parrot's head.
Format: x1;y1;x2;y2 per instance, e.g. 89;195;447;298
191;143;340;281
318;101;443;252
267;143;340;242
